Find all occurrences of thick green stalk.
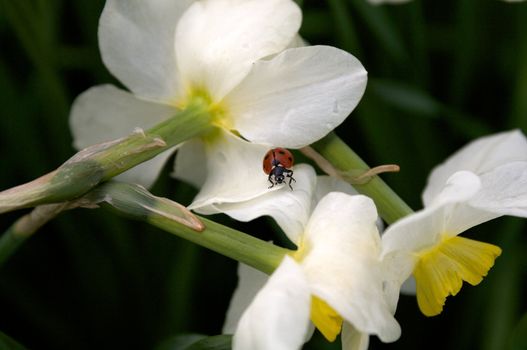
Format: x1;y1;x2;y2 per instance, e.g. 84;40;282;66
0;100;214;213
312;132;413;224
151;216;288;275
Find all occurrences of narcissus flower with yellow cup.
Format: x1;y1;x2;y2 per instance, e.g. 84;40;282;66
220;170;401;350
69;0;367;211
381;130;527;317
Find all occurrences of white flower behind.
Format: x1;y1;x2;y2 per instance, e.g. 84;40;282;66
70;0;367;205
382;130;527;316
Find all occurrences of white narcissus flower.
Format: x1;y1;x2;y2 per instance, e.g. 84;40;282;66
381;130;527;317
222;177;401;350
70;0;367;206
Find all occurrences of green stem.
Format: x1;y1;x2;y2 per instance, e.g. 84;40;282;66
312;132;413;224
150;216;288;275
0;100;214;213
0;227;28;267
0;203;66;266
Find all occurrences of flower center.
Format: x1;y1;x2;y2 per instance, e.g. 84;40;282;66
310;296;343;342
413;235;502;316
177;86;233;131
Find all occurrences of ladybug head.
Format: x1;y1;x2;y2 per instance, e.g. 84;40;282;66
275;174;285;183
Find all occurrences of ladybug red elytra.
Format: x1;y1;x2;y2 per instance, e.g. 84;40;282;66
262;148;296;190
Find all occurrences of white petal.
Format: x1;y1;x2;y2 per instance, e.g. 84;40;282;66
423;130;527;206
233;256;311;350
223;263;269;335
172;139;207;189
175;0;301;101
383;171;485;255
69;85;177;187
211;165;316;245
187;131;272;213
426;171;482;208
225;46;367;148
342;323;369;350
99;0;193;102
470;162;527;217
301;193;401;343
313;176;387;233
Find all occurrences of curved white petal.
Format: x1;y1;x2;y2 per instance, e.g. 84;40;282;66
301;193;401;343
172;139;207;189
342;323;369;350
426;171;482;208
187;131;273;213
69;85;177;187
470;162;527;217
211;165;316;245
99;0;193;102
383;171;487;255
429;171;499;235
175;0;301;101
223;263;269;335
423;130;527;206
314;176;387;233
225;46;367;148
233;256;311;350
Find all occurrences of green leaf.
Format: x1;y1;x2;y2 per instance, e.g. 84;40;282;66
508;313;527;350
369;78;442;117
348;0;407;62
368;78;491;137
156;334;207;350
185;335;232;350
156;334;232;350
0;331;28;350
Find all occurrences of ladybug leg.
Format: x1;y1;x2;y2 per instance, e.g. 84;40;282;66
268;173;275;189
285;170;295;190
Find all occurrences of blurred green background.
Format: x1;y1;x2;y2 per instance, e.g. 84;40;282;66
1;0;526;349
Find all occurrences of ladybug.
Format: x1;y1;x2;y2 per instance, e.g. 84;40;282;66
263;148;296;190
